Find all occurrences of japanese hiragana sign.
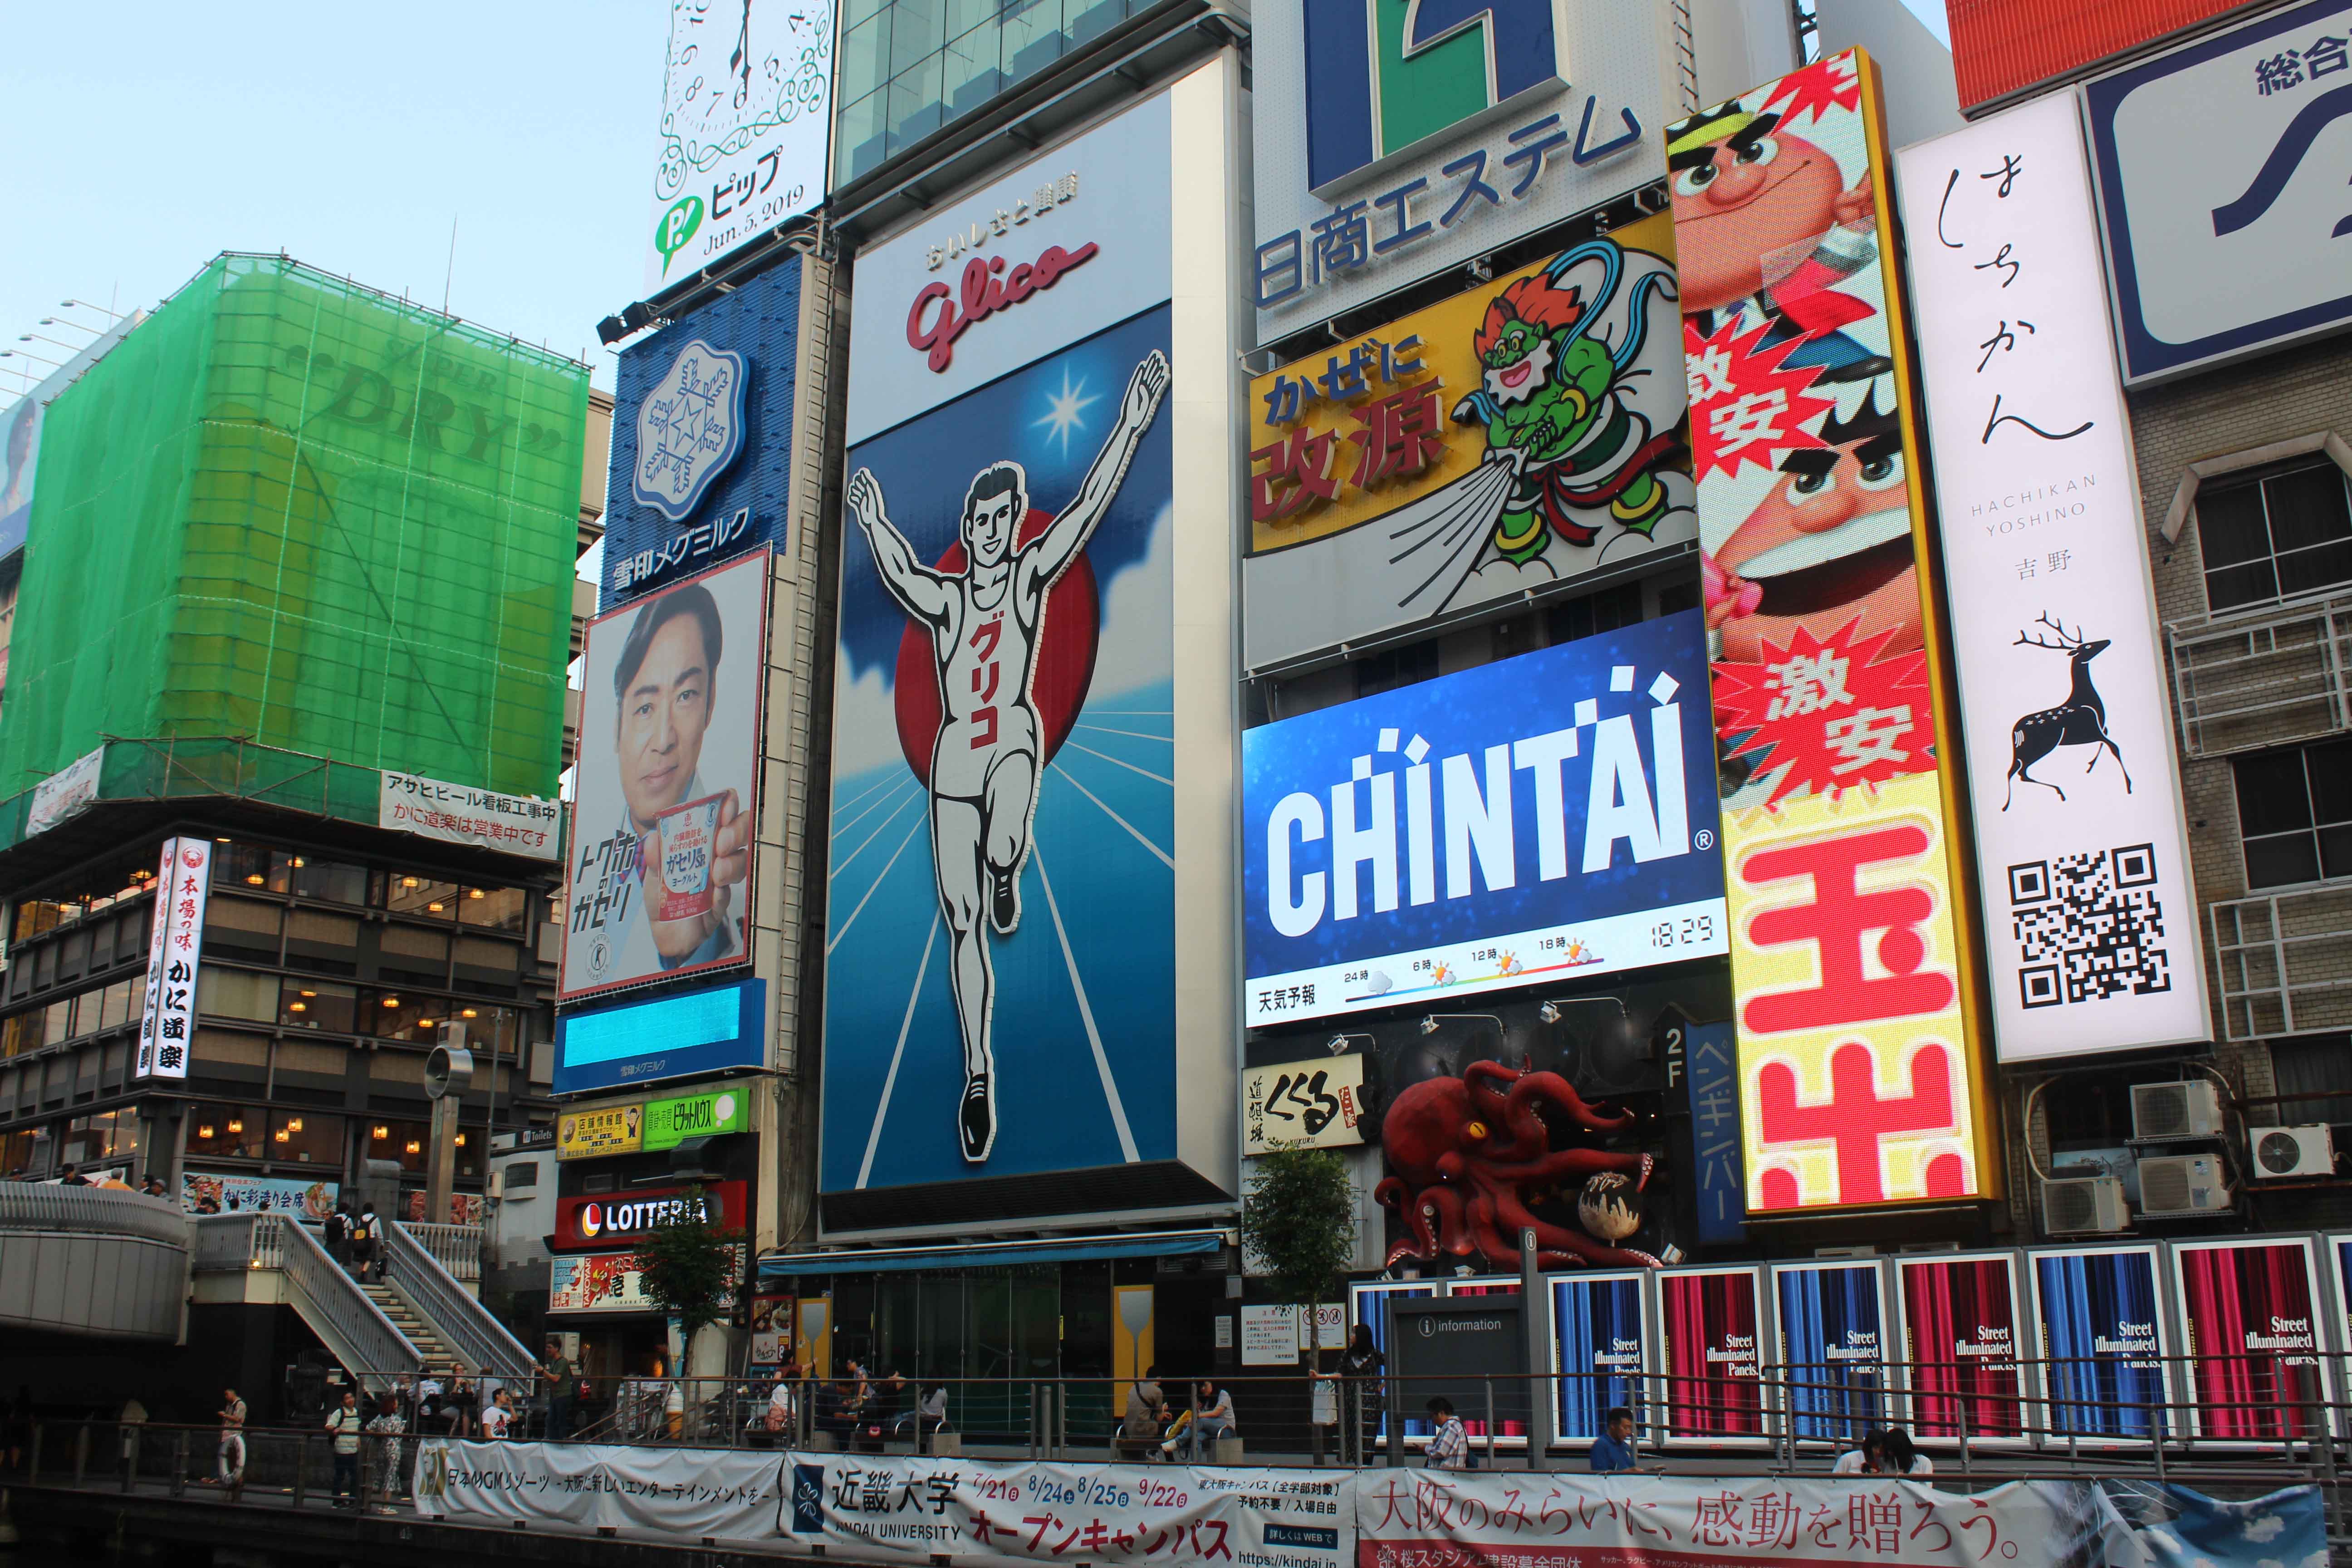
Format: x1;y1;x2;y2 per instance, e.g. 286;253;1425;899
556;1102;644;1161
2083;0;2352;381
1242;1052;1368;1155
547;1243;746;1314
137;838;209;1080
646;0;833;292
380;769;560;862
24;743;103;836
1666;51;1990;1214
1243;211;1695;671
1897;93;2207;1063
1250;1;1664;332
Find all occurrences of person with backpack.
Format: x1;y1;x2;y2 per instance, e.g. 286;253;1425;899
324;1203;353;1276
325;1389;363;1505
350;1203;380;1283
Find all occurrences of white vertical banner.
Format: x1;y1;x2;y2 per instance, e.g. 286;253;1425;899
138;838;210;1080
1897;95;2207;1063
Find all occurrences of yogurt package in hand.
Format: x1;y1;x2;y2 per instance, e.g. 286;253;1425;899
655;794;723;921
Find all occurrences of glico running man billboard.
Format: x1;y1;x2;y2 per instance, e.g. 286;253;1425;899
1242;611;1725;1025
822;63;1241;1209
1666;50;1992;1213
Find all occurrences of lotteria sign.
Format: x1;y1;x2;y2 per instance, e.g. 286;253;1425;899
554;1180;747;1252
1241;610;1725;1024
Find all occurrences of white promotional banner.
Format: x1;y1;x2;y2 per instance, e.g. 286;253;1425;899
137;838;209;1079
416;1440;781;1539
380;769;560;861
645;0;834;294
25;744;104;836
1897;94;2207;1063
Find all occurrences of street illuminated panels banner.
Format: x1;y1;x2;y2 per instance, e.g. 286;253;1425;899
1243;211;1696;672
646;0;833;292
1895;1251;2027;1441
1242;612;1726;1026
2084;0;2352;382
1898;95;2208;1063
563;551;770;1001
2171;1235;2326;1442
1666;50;1989;1212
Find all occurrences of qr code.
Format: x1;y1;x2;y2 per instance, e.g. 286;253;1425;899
2009;843;2171;1008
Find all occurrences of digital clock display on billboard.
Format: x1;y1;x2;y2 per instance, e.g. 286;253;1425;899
1241;610;1726;1024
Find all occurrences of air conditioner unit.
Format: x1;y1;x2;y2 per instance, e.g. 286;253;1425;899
2041;1175;2129;1235
2131;1080;2223;1142
2252;1125;2336;1180
2136;1154;2234;1217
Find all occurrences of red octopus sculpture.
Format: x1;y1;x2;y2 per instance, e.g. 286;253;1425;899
1374;1060;1661;1270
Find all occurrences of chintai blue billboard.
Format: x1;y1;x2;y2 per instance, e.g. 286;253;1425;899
1242;609;1726;1024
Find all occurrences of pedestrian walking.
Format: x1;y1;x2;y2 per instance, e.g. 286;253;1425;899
325;1389;363;1506
323;1202;353;1276
215;1387;247;1499
350;1203;379;1283
363;1393;407;1511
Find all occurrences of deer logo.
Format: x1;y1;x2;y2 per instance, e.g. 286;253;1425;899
2004;612;2132;810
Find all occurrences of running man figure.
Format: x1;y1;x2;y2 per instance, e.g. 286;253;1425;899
847;348;1170;1162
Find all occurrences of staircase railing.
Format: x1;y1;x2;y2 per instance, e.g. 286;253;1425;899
385;1220;534;1378
193;1213;423;1396
402;1221;481;1284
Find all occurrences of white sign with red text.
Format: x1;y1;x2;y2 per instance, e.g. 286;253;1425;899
380;769;560;862
843;93;1173;446
137;838;210;1079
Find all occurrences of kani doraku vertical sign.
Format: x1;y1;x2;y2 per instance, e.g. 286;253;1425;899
138;838;211;1080
1897;93;2208;1063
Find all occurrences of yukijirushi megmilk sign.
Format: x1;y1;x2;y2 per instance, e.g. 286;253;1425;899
1242;611;1725;1025
1898;94;2206;1062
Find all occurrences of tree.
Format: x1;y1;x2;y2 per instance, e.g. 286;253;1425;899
1237;1146;1359;1361
630;1184;744;1370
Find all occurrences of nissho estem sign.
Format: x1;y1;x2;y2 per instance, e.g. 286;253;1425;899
1242;610;1725;1025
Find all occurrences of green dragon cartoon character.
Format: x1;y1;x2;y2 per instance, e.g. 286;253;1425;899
1452;239;1683;564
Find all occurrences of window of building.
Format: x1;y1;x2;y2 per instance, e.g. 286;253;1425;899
502;1160;538;1190
288;856;368;906
457;885;526;934
2233;737;2352;888
2270;1033;2352;1127
1;1011;44;1058
1544;579;1646;647
64;1109;139;1166
280;980;358;1034
363;990;451;1042
213;841;284;893
383;875;459;919
0;1130;34;1176
196;965;282;1024
1354;639;1440;699
364;1117;480;1179
186;1104;266;1161
2197;459;2352;612
265;1109;345;1166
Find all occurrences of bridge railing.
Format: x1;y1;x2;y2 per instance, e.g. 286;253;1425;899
0;1181;189;1247
383;1220;532;1379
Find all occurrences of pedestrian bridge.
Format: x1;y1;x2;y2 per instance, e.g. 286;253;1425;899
0;1181;189;1341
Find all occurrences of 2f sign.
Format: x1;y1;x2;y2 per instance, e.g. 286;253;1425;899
1303;0;1566;194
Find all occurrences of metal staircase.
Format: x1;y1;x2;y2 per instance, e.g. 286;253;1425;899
362;1280;459;1371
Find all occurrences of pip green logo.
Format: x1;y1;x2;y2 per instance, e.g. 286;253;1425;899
656;195;705;276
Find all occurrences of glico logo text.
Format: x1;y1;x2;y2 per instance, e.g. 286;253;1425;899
906;240;1099;373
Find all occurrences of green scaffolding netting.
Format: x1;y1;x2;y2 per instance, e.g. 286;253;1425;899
0;253;587;803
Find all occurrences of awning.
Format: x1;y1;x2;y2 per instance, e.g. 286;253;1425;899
758;1228;1228;1281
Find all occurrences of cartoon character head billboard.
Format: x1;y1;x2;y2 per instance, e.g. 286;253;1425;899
1665;51;1989;1213
1244;213;1694;670
824;307;1176;1182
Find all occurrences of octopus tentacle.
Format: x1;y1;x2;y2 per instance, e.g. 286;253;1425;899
1507;1068;1637;1134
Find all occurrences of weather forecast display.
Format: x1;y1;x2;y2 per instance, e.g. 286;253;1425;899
1241;610;1725;1024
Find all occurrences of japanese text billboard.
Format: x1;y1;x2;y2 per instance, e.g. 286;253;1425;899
1244;213;1694;671
2171;1236;2326;1442
380;769;559;861
564;551;770;1000
1243;611;1725;1025
824;65;1239;1202
645;0;833;292
2084;0;2352;382
1241;1052;1368;1155
1773;1259;1889;1443
549;1243;746;1314
1250;0;1667;333
138;838;209;1079
2029;1243;2170;1441
1667;50;1989;1213
1898;94;2206;1063
1896;1252;2027;1442
1660;1265;1767;1440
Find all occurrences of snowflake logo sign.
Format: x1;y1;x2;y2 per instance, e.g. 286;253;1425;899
633;338;751;524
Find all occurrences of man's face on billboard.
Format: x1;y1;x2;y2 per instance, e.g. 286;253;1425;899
964;489;1018;568
615;612;714;831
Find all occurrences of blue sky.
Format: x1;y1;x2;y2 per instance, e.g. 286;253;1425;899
0;2;666;407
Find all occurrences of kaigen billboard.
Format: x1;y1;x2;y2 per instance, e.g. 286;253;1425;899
1666;50;1988;1213
564;551;769;1000
2171;1236;2325;1441
2031;1244;2170;1441
822;65;1240;1205
1243;611;1725;1025
1899;94;2206;1063
1243;212;1694;671
1659;1266;1765;1439
1897;1252;2027;1441
2085;0;2352;382
1773;1259;1887;1443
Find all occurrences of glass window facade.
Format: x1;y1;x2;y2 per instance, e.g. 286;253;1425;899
833;0;1150;185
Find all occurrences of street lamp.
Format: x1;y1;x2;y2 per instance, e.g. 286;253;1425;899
1420;1013;1504;1038
58;298;123;319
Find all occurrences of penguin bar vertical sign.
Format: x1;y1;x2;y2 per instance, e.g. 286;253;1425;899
1665;50;1993;1213
1896;94;2208;1063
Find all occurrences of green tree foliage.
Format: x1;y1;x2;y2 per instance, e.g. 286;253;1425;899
630;1184;744;1355
1237;1147;1358;1357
